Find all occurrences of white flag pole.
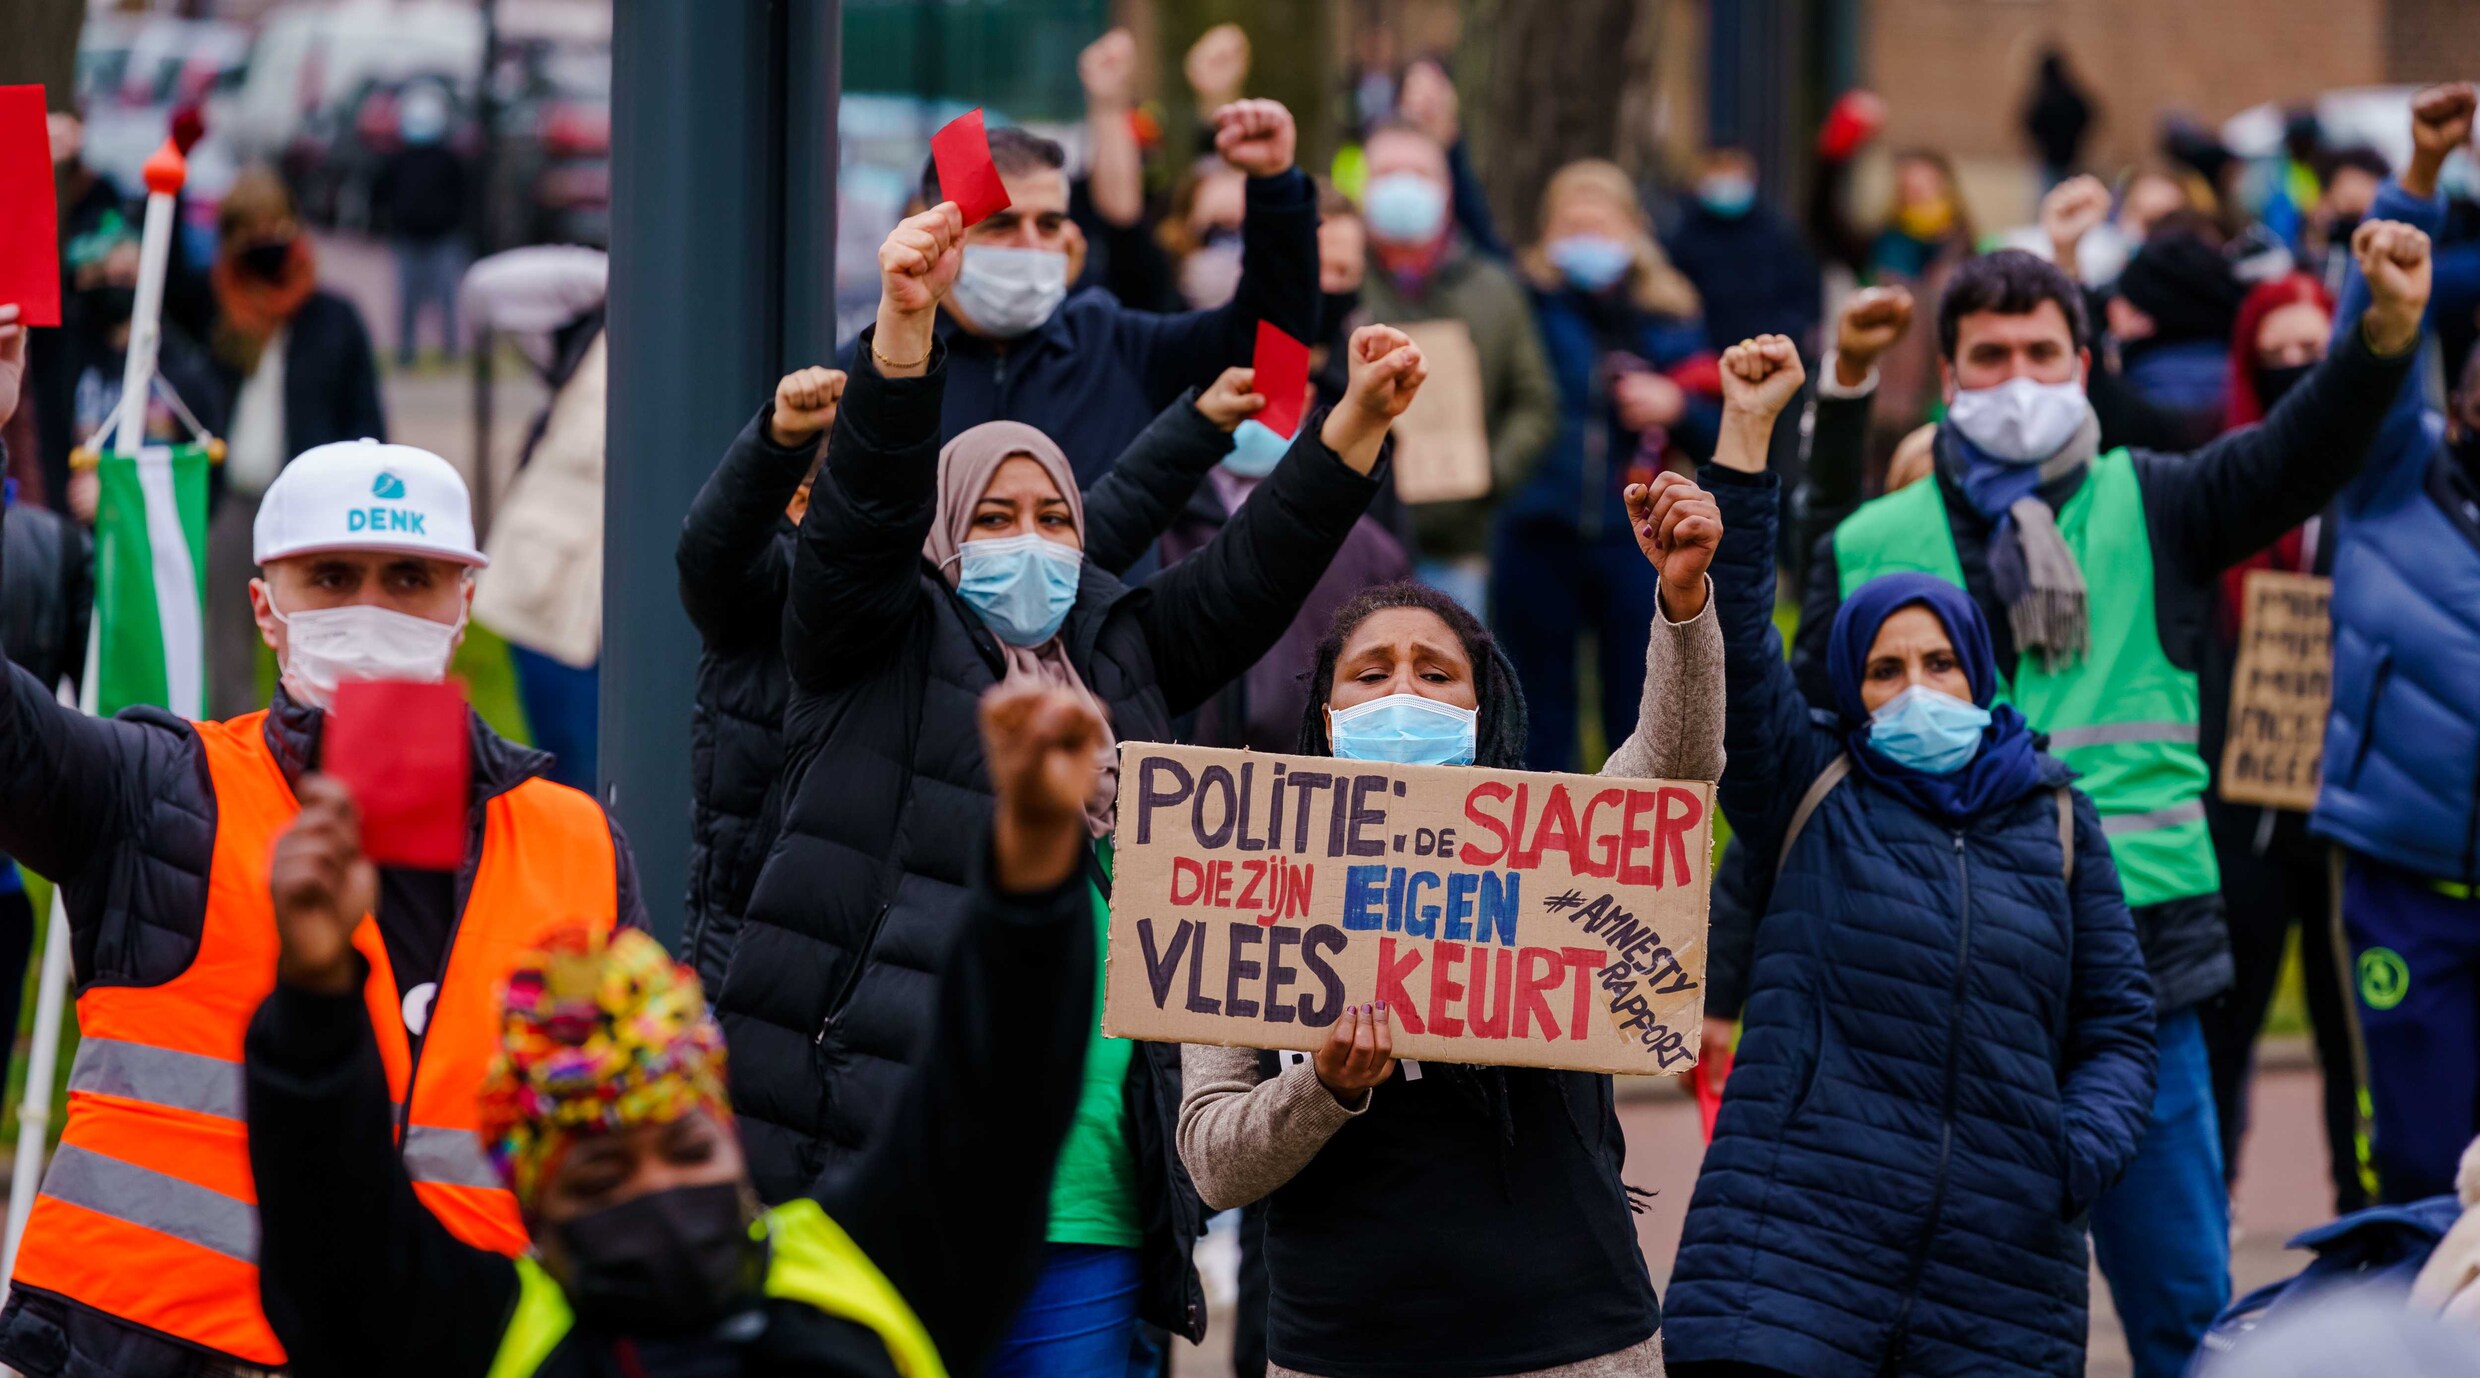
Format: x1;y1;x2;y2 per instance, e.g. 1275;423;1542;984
108;140;187;459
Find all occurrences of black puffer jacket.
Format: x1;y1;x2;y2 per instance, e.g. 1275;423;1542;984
716;333;1384;1339
0;498;90;695
675;394;1228;990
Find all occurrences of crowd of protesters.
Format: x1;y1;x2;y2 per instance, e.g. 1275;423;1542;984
0;21;2476;1378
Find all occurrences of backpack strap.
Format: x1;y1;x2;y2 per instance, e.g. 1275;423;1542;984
2056;787;2076;884
1775;754;1854;878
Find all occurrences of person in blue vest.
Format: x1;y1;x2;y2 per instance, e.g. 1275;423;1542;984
2309;81;2480;1206
242;681;1117;1378
1790;221;2433;1376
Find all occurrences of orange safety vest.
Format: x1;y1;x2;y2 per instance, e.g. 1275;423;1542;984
9;712;618;1365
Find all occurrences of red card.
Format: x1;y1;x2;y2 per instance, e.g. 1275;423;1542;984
325;681;472;870
0;87;62;328
931;108;1011;227
1250;321;1311;440
1693;1040;1734;1142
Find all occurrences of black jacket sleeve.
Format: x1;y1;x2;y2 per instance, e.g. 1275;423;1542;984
1790;526;1845;712
679;404;814;647
1079;390;1229;576
784;334;947;692
1798;387;1874;553
816;851;1095;1378
1114;170;1321;409
245;969;517;1378
2134;326;2415;581
1446;140;1510;263
1137;416;1385;715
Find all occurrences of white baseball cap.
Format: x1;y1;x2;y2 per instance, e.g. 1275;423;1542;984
253;439;488;568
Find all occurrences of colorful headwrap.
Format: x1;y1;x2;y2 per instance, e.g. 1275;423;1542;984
474;925;731;1209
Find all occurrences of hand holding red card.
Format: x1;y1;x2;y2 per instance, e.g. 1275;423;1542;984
1250;321;1311;440
324;681;471;870
931;109;1012;227
0;87;62;328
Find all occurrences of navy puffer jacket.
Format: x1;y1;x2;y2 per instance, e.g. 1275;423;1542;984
1663;470;2158;1378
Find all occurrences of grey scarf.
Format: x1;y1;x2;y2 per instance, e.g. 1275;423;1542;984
1937;407;2101;668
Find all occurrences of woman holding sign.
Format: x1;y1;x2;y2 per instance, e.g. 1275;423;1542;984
717;200;1423;1375
1662;337;2158;1378
1175;466;1726;1372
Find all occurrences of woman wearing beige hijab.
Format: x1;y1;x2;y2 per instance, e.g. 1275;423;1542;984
716;201;1428;1372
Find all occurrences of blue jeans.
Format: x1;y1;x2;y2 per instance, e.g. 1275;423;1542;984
2343;853;2480;1202
393;235;466;362
507;645;599;793
984;1244;1144;1378
1491;521;1661;773
2090;1007;2229;1378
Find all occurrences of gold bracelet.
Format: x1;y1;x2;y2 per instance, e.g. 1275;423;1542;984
871;338;931;371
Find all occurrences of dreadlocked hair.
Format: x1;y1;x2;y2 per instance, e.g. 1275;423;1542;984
1295;582;1626;1192
1294;581;1530;768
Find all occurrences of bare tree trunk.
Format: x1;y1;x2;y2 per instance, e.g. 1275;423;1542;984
1;0;84;112
1472;0;1653;246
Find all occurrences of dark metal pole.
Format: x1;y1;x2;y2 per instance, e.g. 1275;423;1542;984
605;0;841;947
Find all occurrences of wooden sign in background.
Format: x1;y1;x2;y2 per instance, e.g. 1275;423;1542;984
1103;743;1714;1076
2219;570;2334;813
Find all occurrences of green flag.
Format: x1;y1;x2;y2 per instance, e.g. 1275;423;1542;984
85;443;211;719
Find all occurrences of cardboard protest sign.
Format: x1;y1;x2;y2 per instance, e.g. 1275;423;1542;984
1103;743;1714;1075
1386;319;1492;504
1250;321;1310;440
930;108;1011;227
0;86;62;327
325;680;472;869
2219;570;2333;812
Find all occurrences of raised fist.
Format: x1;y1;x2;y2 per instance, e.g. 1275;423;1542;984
1623;470;1721;617
1339;324;1425;423
980;684;1109;893
2355;219;2433;357
2411;82;2476;161
1719;333;1806;420
880;202;966;318
1213;99;1296;179
2039;175;2112;265
769;366;847;448
1832;286;1914;383
1194;366;1269;433
1079;27;1137;108
1398;59;1460;149
270;776;377;995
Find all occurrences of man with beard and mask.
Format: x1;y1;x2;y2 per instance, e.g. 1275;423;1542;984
208;166;387;717
0;437;644;1378
2309;83;2480;1211
1773;215;2433;1378
871;101;1318;497
54;216;228;524
242;683;1108;1378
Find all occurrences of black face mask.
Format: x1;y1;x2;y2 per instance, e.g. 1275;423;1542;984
2253;362;2315;414
237;238;295;282
1319;288;1362;342
555;1182;765;1340
79;285;135;332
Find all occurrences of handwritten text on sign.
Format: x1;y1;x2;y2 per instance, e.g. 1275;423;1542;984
2219;570;2333;813
1102;743;1714;1075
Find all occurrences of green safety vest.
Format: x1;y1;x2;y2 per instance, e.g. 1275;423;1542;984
1832;448;2217;907
486;1197;948;1378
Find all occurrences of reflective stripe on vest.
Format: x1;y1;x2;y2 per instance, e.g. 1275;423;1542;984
1833;450;2218;907
487;1199;950;1378
10;711;620;1366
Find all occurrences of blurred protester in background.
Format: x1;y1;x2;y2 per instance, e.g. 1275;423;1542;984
376;83;472;368
2109;214;2246;426
1799;229;2432;1376
1180;469;1722;1378
1395;58;1513;263
206;167;387;718
20;111;133;509
57;216;226;527
245;681;1111;1378
2196;270;2369;1218
1671;335;2155;1378
1357;120;1557;616
2040;177;2225;454
1812;126;1977;453
1496;158;1716;772
2311;84;2480;1208
1160;159;1249;311
1664;146;1822;355
2304;148;2390;289
882;101;1318;495
1071;27;1179;313
466;247;613;793
2022;47;2097;191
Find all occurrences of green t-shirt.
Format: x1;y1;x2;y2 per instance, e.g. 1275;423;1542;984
1044;843;1142;1248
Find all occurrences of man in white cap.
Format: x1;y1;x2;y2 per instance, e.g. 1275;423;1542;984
0;437;644;1378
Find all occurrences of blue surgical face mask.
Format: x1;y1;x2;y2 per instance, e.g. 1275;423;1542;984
1866;684;1992;775
1696;172;1757;218
955;533;1082;646
1547;233;1634;292
1221;419;1290;478
1363;172;1449;246
1328;692;1477;767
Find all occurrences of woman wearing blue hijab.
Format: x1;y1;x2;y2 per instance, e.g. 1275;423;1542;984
1663;336;2160;1378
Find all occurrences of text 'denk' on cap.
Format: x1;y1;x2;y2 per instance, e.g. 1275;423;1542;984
253;439;488;567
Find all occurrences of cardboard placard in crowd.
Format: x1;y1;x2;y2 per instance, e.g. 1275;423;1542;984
1102;742;1714;1075
1386;319;1492;505
2219;570;2333;813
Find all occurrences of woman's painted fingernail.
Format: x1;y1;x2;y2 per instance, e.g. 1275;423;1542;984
1376;1000;1388;1013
